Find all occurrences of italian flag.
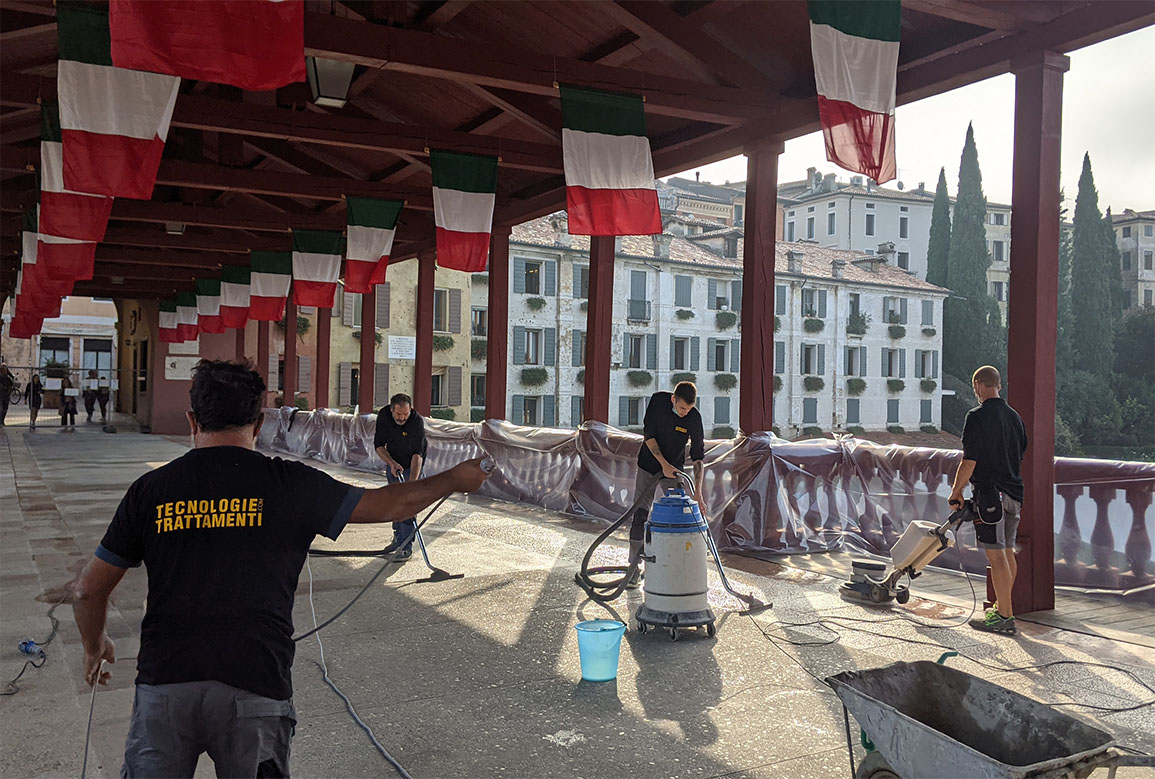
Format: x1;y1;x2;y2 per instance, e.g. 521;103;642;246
108;0;305;92
220;264;251;329
56;2;180;200
292;230;344;308
249;251;292;322
37;206;97;282
560;85;661;236
21;214;72;300
175;291;199;342
158;299;181;343
431;150;497;273
39;103;113;242
196;278;225;334
345;197;403;293
808;0;899;184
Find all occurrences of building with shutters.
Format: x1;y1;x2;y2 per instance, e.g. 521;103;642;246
326;259;472;419
470;213;948;435
1112;209;1155;311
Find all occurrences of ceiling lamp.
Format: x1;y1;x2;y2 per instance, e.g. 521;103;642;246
165;222;186;236
306;57;356;109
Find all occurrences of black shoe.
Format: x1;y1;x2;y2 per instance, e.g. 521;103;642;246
389;547;412;561
625;568;644;590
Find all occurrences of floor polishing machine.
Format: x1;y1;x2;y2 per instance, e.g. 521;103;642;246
575;472;771;640
840;500;977;605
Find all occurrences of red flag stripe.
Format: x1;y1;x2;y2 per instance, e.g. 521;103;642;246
565;187;662;237
435;228;490;273
62;130;166;200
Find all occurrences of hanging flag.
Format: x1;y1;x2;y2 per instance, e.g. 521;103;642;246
15;270;62;321
249;251;292;321
345;197;403;293
220;264;251;329
8;309;44;340
56;2;180;199
175;291;199;341
108;0;305;91
196;278;225;334
808;0;899;184
21;212;73;299
32;200;96;283
560;85;662;236
431;150;498;273
39;103;113;242
158;299;181;343
292;230;344;307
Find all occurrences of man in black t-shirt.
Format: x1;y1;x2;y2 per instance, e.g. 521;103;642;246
626;382;706;587
374;393;428;559
948;365;1028;635
73;360;489;778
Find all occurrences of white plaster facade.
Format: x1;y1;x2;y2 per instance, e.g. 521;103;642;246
1113;209;1155;310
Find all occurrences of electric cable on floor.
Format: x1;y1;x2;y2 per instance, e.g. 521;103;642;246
2;596;65;695
306;557;413;779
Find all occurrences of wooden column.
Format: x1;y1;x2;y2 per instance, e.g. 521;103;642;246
234;324;245;362
315;307;331;409
283;296;298;407
583;235;615;424
1005;50;1069;614
486;226;511;420
358;286;376;412
414;250;436;416
257;320;270;398
739;139;784;435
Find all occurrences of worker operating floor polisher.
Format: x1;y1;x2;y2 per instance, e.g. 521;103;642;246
840;500;978;605
575;473;770;639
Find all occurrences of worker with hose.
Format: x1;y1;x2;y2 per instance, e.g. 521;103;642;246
948;364;1027;635
374;392;427;561
71;359;490;778
626;382;706;589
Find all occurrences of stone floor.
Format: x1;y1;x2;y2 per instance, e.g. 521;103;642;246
1;422;1153;778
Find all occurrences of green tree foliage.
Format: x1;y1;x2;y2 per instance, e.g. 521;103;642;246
1057;370;1121;446
1101;208;1125;323
1069;154;1115;377
1112;307;1155;449
1055;209;1076;375
926;168;951;289
943;125;1001;380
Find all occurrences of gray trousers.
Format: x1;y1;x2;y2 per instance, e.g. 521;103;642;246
628;469;677;560
122;681;295;778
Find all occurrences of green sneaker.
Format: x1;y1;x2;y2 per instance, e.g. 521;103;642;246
971;611;1016;634
985;601;999;617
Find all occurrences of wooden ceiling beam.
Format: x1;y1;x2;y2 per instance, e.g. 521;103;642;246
102;201;346;233
303;11;776;123
93;247;248;269
904;0;1034;32
0;20;55;43
99;225;287;253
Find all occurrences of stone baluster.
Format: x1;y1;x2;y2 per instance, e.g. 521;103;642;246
1054;483;1086;588
1122;487;1153;587
1087;484;1118;587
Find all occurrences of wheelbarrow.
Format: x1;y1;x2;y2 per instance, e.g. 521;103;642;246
826;660;1155;779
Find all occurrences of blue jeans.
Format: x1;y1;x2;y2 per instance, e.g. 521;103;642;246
387;468;417;550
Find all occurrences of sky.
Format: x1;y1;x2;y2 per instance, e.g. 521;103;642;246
670;26;1155;214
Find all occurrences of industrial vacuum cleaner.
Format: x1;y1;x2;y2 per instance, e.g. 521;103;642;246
575;473;770;640
840;500;978;605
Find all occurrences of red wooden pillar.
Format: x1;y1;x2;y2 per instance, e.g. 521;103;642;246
486;226;511;420
283;296;298;407
234;323;245;362
358;287;376;412
739;139;784;435
1005;51;1068;614
583;235;615;423
414;250;436;416
315;307;331;409
257;320;270;399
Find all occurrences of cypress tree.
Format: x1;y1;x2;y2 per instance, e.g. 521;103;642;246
1101;207;1125;321
943;124;995;380
925;168;951;288
1055;207;1076;375
1069;153;1114;376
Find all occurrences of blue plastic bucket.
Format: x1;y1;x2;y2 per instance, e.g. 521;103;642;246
574;620;626;682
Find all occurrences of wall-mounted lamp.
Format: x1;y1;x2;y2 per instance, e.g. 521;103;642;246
306;57;356;109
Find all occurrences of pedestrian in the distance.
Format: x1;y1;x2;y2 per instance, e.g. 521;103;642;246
60;377;78;428
25;374;43;429
0;362;14;426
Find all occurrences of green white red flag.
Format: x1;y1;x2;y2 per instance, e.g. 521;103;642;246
292;230;344;307
196;278;225;334
431;150;497;272
39;103;113;242
249;251;292;321
56;1;180;199
36;200;97;283
175;291;199;341
158;299;180;343
345;197;403;293
808;0;899;184
108;0;305;91
560;85;661;236
220;264;251;329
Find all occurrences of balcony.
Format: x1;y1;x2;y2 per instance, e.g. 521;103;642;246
626;299;651;322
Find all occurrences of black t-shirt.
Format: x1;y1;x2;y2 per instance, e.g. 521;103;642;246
637;391;705;475
961;397;1028;503
96;446;363;701
373;408;427;465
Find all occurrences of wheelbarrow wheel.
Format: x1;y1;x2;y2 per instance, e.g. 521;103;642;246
856;751;899;779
